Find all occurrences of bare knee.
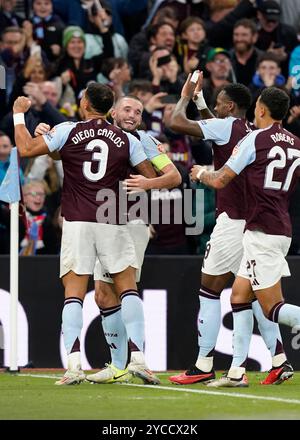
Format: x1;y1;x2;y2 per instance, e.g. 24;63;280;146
231;277;254;304
94;281;119;308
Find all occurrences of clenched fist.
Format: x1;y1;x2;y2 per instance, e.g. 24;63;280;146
13;96;32;114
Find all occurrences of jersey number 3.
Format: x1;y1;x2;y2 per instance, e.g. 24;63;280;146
264;146;300;191
83;139;108;181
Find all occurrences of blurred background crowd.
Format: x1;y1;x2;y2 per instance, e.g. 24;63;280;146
1;0;300;256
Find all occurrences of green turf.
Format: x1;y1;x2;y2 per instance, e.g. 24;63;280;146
0;371;300;420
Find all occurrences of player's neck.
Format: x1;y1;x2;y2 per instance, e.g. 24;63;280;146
259;117;280;129
84;112;105;120
231;110;246;119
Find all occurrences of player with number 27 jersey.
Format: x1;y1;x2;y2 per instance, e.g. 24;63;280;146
227;122;300;237
227;122;300;292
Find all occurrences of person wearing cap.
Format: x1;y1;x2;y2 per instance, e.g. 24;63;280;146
256;0;298;77
202;47;233;109
56;24;114;97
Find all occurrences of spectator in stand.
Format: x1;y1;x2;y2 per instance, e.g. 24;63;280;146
0;130;24;186
287;45;300;105
97;57;131;101
230;18;264;86
176;17;211;76
129;6;179;77
255;1;298;77
136;22;176;79
0;0;24;29
56;25;113;97
274;0;300;30
81;0;148;41
0;80;67;144
205;0;257;49
8;54;48;107
20;179;59;255
84;1;128;60
52;0;86;28
144;0;210;27
249;53;286;100
0;27;30;105
202;47;233;110
148;47;184;94
128;79;167;135
31;0;65;62
162;95;193;171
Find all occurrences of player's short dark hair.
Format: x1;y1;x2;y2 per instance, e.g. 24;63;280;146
259;87;290;120
222;83;252;111
85;82;114;115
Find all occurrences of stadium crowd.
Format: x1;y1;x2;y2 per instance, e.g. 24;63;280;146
1;0;300;256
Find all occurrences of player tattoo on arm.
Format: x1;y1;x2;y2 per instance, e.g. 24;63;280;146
200;165;237;189
190;164;235;188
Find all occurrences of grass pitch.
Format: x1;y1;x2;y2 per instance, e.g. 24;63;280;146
0;370;300;420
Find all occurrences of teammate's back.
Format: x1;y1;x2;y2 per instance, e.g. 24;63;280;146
242;123;300;236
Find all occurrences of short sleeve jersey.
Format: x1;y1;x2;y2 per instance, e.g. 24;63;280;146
198;116;253;219
43;119;147;222
226;123;300;236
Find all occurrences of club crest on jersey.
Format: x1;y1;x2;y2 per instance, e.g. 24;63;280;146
231;145;239;156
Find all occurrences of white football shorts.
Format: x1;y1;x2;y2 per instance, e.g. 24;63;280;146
237;229;291;290
60;219;139;278
93;222;150;283
202;212;246;276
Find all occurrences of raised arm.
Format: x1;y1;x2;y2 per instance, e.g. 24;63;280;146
193;72;215;120
169;73;204;137
13;97;51;157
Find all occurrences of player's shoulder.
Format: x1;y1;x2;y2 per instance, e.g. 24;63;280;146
124;130;141;144
240;126;266;145
54;121;77;130
137;129;160;144
282;127;300;146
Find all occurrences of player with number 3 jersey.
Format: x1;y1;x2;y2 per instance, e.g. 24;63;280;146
13;83;157;385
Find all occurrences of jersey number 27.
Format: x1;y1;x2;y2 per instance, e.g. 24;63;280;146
264;146;300;191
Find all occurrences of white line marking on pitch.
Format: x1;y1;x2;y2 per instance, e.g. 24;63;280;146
17;373;300;405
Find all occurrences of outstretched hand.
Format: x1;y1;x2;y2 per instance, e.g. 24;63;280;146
181;71;200;99
193;71;204;100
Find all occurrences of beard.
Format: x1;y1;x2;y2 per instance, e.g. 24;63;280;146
234;42;253;54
